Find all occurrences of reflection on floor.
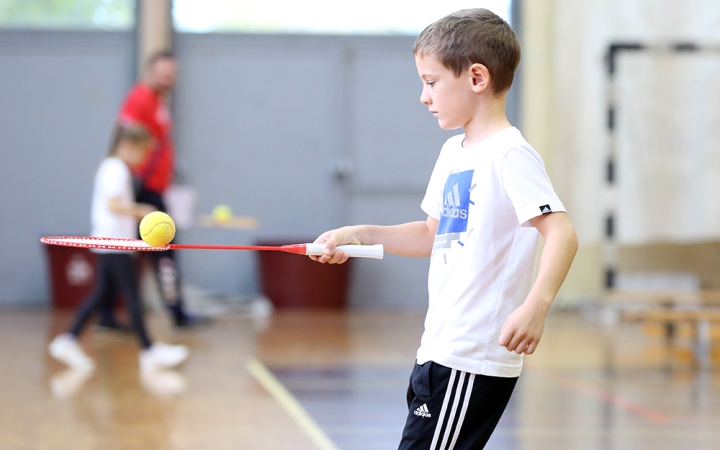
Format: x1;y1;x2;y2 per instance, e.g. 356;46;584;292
269;366;409;449
1;308;720;449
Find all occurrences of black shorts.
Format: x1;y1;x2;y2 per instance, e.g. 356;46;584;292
398;361;518;450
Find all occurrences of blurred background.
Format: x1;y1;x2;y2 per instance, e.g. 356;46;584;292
1;0;512;308
2;1;720;449
4;0;720;309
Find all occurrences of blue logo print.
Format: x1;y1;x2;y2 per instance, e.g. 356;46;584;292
437;170;473;235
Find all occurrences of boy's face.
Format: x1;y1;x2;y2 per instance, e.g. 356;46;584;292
415;54;478;131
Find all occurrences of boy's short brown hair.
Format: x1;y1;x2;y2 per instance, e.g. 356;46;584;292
413;8;521;94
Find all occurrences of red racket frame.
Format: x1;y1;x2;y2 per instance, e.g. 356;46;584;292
40;236;384;259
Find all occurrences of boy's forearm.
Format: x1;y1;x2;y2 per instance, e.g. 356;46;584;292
357;221;435;257
527;221;578;312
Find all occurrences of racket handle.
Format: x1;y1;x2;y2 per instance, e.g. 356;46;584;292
303;243;384;259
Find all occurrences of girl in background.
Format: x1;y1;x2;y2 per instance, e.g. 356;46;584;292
49;124;189;373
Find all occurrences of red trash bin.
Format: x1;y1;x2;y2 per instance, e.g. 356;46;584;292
256;240;352;309
45;244;97;309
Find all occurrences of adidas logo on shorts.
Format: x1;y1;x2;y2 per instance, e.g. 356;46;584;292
414;403;431;418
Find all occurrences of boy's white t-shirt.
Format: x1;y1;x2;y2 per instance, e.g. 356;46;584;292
418;127;565;377
91;157;136;253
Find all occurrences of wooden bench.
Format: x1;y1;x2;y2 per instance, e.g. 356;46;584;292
603;290;720;367
621;308;720;322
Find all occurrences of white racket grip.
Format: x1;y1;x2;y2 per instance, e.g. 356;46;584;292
304;243;384;259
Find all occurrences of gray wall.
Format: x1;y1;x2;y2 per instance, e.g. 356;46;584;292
172;34;454;308
0;30;520;309
0;31;134;306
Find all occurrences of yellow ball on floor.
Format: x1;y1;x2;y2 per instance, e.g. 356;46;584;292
212;204;233;225
139;211;176;247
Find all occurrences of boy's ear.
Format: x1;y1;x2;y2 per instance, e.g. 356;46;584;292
469;63;490;93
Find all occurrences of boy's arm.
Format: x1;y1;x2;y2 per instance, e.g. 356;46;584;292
498;212;578;354
107;198;156;221
312;216;439;264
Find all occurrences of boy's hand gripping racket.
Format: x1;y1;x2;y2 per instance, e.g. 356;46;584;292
40;236;384;259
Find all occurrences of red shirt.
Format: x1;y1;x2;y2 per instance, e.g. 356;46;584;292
118;83;174;193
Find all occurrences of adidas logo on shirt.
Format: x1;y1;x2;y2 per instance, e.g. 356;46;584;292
539;204;552;214
414;403;431;418
442;183;468;219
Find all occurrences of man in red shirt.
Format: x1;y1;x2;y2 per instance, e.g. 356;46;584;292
119;51;175;197
101;51;207;329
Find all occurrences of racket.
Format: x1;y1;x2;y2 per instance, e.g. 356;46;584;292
40;236;384;259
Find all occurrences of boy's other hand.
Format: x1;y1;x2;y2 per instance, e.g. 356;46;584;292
310;226;362;264
498;299;549;355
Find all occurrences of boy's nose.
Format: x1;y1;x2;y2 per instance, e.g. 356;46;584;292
420;91;431;105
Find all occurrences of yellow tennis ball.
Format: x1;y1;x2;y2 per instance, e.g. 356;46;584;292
212;204;233;225
139;211;176;247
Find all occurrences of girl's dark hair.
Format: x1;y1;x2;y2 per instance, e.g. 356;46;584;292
108;123;152;156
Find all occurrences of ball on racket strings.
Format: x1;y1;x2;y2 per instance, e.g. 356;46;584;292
139;211;176;247
212;204;233;226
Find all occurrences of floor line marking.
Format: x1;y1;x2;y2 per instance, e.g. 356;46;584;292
246;359;338;450
532;367;672;425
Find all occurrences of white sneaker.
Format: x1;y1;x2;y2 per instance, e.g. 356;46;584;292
49;334;95;371
139;342;189;372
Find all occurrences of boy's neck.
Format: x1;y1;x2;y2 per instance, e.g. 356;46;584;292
462;92;512;148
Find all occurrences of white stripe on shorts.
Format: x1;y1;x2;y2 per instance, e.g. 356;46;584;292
439;371;467;450
429;369;457;450
429;369;476;450
447;373;475;450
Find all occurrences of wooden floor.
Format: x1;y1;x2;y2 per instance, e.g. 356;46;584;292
2;307;720;449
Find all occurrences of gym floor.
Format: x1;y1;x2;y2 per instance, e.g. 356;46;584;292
2;308;720;449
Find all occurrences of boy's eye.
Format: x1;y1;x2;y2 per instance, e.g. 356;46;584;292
426;81;435;87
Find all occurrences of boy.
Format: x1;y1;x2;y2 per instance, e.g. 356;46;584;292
311;9;578;449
